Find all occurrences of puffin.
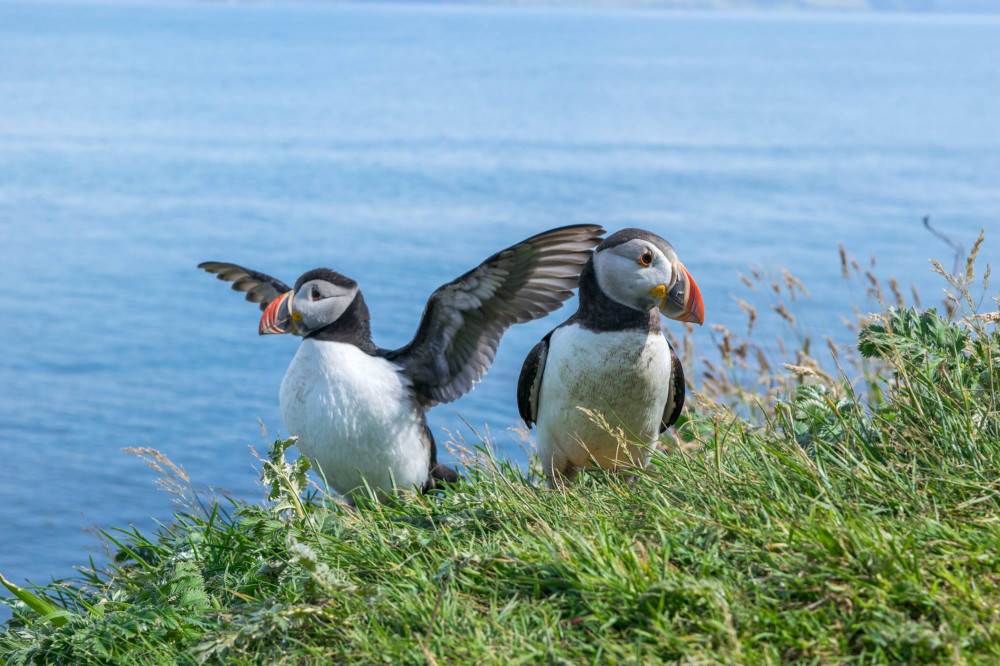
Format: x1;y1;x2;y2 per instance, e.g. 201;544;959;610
516;228;705;486
199;224;603;502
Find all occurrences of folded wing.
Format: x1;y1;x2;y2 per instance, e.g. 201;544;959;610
660;344;686;432
516;334;551;428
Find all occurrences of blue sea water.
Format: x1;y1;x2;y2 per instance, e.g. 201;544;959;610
1;0;998;609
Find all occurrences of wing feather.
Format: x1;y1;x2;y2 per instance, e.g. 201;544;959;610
198;262;292;311
387;224;603;406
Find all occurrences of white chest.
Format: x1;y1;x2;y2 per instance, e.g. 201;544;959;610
535;324;672;468
278;339;430;498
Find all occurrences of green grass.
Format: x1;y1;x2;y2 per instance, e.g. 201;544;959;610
2;244;999;664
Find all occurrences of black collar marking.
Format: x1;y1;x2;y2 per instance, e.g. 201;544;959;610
566;259;661;334
306;290;378;353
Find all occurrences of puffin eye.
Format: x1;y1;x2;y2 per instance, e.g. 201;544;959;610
638;250;654;267
310;285;322;300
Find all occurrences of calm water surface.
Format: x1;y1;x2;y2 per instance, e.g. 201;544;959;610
1;0;998;606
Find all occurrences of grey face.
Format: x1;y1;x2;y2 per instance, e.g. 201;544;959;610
593;238;679;313
290;279;359;336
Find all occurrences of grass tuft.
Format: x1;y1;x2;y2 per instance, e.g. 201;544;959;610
2;236;999;664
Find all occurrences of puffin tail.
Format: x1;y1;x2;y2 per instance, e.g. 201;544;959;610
422;422;461;492
423;463;461;493
432;463;461;484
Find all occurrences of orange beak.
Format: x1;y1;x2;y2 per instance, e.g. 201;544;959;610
260;291;294;335
660;264;705;325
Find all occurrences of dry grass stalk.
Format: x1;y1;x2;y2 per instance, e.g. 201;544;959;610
773;303;795;326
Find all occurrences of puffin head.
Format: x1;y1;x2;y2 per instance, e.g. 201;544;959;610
259;269;360;336
592;228;705;325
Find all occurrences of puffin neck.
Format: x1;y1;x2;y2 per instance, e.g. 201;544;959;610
305;291;377;353
574;260;660;333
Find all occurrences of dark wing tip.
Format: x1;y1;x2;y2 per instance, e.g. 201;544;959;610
197;261;227;274
198;261;244;282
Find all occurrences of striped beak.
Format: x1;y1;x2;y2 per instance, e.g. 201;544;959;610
259;291;294;335
660;264;705;325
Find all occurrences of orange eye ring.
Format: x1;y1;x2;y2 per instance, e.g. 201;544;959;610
637;250;653;267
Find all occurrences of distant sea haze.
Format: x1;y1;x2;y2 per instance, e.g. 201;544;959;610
423;0;999;11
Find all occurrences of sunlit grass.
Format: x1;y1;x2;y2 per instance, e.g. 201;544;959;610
2;232;998;664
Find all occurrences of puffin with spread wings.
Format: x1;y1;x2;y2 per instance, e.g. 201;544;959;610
200;224;603;501
517;228;704;486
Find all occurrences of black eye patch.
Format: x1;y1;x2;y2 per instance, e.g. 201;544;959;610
311;285;323;300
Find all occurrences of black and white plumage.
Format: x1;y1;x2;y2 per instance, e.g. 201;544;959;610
199;224;603;501
516;228;704;485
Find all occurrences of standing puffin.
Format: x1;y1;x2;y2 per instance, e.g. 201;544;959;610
516;228;705;485
200;224;603;501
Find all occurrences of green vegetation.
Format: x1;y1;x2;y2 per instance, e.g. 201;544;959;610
2;236;998;664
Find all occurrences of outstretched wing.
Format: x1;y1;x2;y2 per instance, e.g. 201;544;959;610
660;343;686;432
198;262;292;311
386;224;604;406
517;334;551;429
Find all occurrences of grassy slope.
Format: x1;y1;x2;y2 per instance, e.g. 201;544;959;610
2;259;999;664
